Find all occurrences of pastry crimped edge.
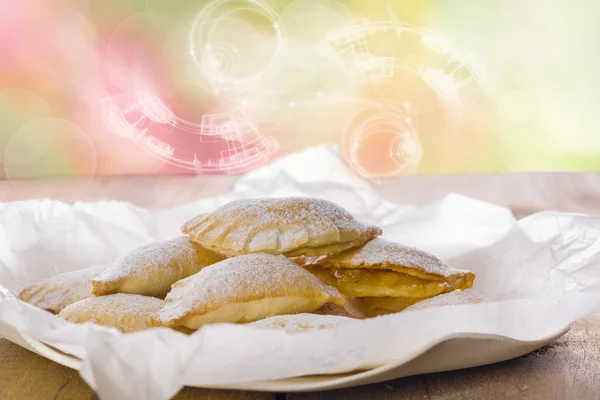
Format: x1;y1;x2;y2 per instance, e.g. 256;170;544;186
181;197;382;257
17;265;106;314
311;238;475;290
58;293;163;333
183;220;381;257
154;293;344;329
152;254;346;328
90;237;225;297
283;234;380;257
90;278;123;298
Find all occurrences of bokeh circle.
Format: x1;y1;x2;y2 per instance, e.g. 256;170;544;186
4;118;97;180
342;104;422;178
189;0;286;94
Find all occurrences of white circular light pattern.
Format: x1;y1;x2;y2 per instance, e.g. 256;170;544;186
101;4;491;178
101;90;278;174
100;1;282;175
202;42;241;79
324;22;491;108
343;104;422;179
323;21;490;177
189;0;286;93
101;0;282;174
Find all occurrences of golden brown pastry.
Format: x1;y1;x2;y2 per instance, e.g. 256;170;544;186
290;255;322;266
17;265;106;313
314;295;365;319
91;237;225;298
58;293;163;333
249;313;353;333
356;296;430;317
402;289;488;313
305;238;475;316
182;197;382;257
154;254;345;329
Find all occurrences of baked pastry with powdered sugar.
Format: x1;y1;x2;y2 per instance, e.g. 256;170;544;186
59;293;163;333
18;265;106;313
18;197;477;334
304;238;475;316
91;236;224;298
182;197;382;257
154;254;345;330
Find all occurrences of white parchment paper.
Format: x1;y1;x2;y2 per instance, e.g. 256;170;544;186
1;146;600;400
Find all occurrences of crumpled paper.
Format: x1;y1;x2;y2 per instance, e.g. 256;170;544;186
1;146;599;400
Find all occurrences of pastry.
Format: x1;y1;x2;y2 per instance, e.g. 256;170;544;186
305;238;474;298
58;293;163;333
155;254;345;329
17;265;106;313
356;296;430;317
91;237;225;298
250;313;353;333
402;289;488;312
182;197;382;257
314;295;365;319
305;238;475;316
290;255;321;266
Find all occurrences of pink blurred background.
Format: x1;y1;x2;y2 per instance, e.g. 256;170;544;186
2;0;599;179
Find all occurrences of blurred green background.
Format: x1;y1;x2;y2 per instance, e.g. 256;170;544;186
1;0;598;179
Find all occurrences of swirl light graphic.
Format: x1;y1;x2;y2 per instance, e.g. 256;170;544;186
343;104;421;178
102;91;278;174
100;0;284;174
98;2;492;178
324;21;490;177
189;0;286;94
325;21;490;96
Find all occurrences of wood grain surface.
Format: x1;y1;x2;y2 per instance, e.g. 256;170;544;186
0;339;275;400
1;172;599;400
1;316;599;400
289;316;600;400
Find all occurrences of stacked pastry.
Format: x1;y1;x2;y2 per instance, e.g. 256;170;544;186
17;197;478;334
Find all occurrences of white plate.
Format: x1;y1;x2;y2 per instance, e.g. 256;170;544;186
1;324;568;392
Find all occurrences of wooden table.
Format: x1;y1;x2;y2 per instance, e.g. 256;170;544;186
1;172;600;400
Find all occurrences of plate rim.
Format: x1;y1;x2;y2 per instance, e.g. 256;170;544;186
206;325;571;391
5;324;570;392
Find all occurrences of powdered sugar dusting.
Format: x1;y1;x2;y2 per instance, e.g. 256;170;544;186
403;289;488;312
58;293;163;333
91;236;224;296
158;254;344;323
319;238;472;280
249;313;353;333
17;265;107;313
182;197;382;256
